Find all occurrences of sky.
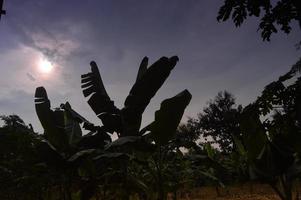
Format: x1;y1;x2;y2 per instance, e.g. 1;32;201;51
0;0;300;133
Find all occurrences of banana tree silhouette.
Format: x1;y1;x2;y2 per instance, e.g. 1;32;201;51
81;56;191;200
35;56;192;200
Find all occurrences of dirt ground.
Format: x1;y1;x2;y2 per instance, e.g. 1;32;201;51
173;183;283;200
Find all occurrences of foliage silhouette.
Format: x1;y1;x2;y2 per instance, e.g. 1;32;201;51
33;56;191;200
0;115;43;199
234;57;301;200
180;91;242;153
0;0;5;21
176;57;301;200
2;55;301;200
217;0;301;41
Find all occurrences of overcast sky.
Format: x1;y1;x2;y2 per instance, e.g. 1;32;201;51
0;0;300;133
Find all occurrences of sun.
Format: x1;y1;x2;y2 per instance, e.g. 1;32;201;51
38;58;53;73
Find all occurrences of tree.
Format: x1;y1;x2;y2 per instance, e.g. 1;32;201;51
217;0;301;41
0;115;42;199
193;91;242;153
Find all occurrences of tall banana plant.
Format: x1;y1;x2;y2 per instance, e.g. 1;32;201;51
81;56;191;142
34;56;192;199
80;56;192;199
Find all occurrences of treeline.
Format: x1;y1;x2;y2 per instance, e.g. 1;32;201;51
0;57;300;200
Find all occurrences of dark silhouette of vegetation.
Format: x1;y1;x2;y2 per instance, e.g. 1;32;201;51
32;56;192;200
235;57;301;200
182;91;242;153
1;57;301;200
0;0;5;20
178;57;301;200
0;115;42;199
217;0;301;41
1;1;300;199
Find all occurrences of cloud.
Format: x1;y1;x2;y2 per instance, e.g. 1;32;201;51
26;72;36;81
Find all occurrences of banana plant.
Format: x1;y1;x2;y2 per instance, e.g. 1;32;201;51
80;56;191;157
35;87;112;200
238;104;297;200
235;58;301;200
80;56;192;199
81;56;183;137
34;56;192;199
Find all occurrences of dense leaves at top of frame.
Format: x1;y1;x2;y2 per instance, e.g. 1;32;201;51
217;0;301;41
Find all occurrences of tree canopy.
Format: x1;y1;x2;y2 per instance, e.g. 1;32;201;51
182;91;242;153
217;0;301;41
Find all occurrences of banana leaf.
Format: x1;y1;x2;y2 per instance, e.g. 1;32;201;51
35;87;68;151
81;61;121;133
63;102;82;146
35;140;66;169
68;149;96;163
239;104;268;160
78;127;111;149
105;136;155;153
35;87;84;151
142;89;192;145
121;56;179;136
253;142;294;178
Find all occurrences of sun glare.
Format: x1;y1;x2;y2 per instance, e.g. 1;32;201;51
38;58;53;73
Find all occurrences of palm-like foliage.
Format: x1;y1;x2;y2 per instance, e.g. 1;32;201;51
31;56;192;199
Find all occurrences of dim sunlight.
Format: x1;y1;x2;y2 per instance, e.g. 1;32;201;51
38;58;53;73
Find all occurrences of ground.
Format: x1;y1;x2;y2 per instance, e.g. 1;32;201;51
173;183;285;200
